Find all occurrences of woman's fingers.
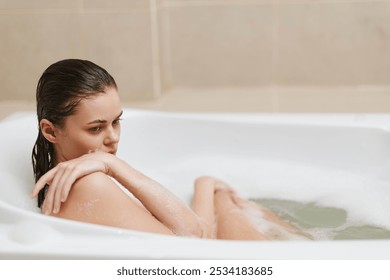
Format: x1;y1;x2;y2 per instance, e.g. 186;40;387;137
215;180;235;193
53;166;81;213
55;165;79;213
46;163;78;214
60;170;78;202
42;166;66;215
31;167;56;197
52;170;69;214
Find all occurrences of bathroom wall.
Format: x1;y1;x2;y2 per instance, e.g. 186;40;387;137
0;0;156;102
1;0;390;112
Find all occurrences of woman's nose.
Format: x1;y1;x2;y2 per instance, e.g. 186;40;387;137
104;126;120;145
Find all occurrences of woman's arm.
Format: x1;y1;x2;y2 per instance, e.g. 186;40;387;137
32;152;203;237
192;177;216;238
108;156;203;237
191;176;237;238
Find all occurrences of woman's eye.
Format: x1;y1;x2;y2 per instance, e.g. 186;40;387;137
113;118;122;125
89;126;102;133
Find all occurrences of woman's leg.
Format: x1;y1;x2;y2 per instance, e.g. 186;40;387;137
213;180;310;241
192;176;268;240
214;189;268;240
228;193;310;240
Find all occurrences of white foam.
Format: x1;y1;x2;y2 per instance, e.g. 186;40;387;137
145;154;390;230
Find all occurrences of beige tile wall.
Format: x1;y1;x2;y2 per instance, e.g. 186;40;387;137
159;0;390;89
277;1;390;87
159;1;275;89
1;0;390;112
0;0;155;102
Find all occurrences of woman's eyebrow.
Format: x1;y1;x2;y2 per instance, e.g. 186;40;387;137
87;110;123;125
87;119;106;124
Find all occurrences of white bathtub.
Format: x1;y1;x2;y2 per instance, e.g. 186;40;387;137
1;109;390;259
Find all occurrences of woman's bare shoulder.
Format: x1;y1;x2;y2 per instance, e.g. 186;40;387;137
52;171;173;235
53;172;127;217
72;171;116;195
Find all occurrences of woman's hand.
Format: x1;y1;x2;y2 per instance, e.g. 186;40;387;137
31;151;115;215
214;178;236;195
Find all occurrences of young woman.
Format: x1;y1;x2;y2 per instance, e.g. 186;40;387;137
31;59;308;240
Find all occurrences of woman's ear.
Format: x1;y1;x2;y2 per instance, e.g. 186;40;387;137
40;119;58;143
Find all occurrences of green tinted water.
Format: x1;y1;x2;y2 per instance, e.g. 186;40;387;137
252;198;390;240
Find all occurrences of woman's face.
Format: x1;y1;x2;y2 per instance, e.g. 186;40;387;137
54;87;122;163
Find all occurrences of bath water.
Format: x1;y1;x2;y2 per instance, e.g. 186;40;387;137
145;155;390;241
252;198;390;240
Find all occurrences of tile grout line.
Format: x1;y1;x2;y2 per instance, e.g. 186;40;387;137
271;0;280;113
150;0;162;98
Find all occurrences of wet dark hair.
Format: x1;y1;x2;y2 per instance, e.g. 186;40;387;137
32;59;117;207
